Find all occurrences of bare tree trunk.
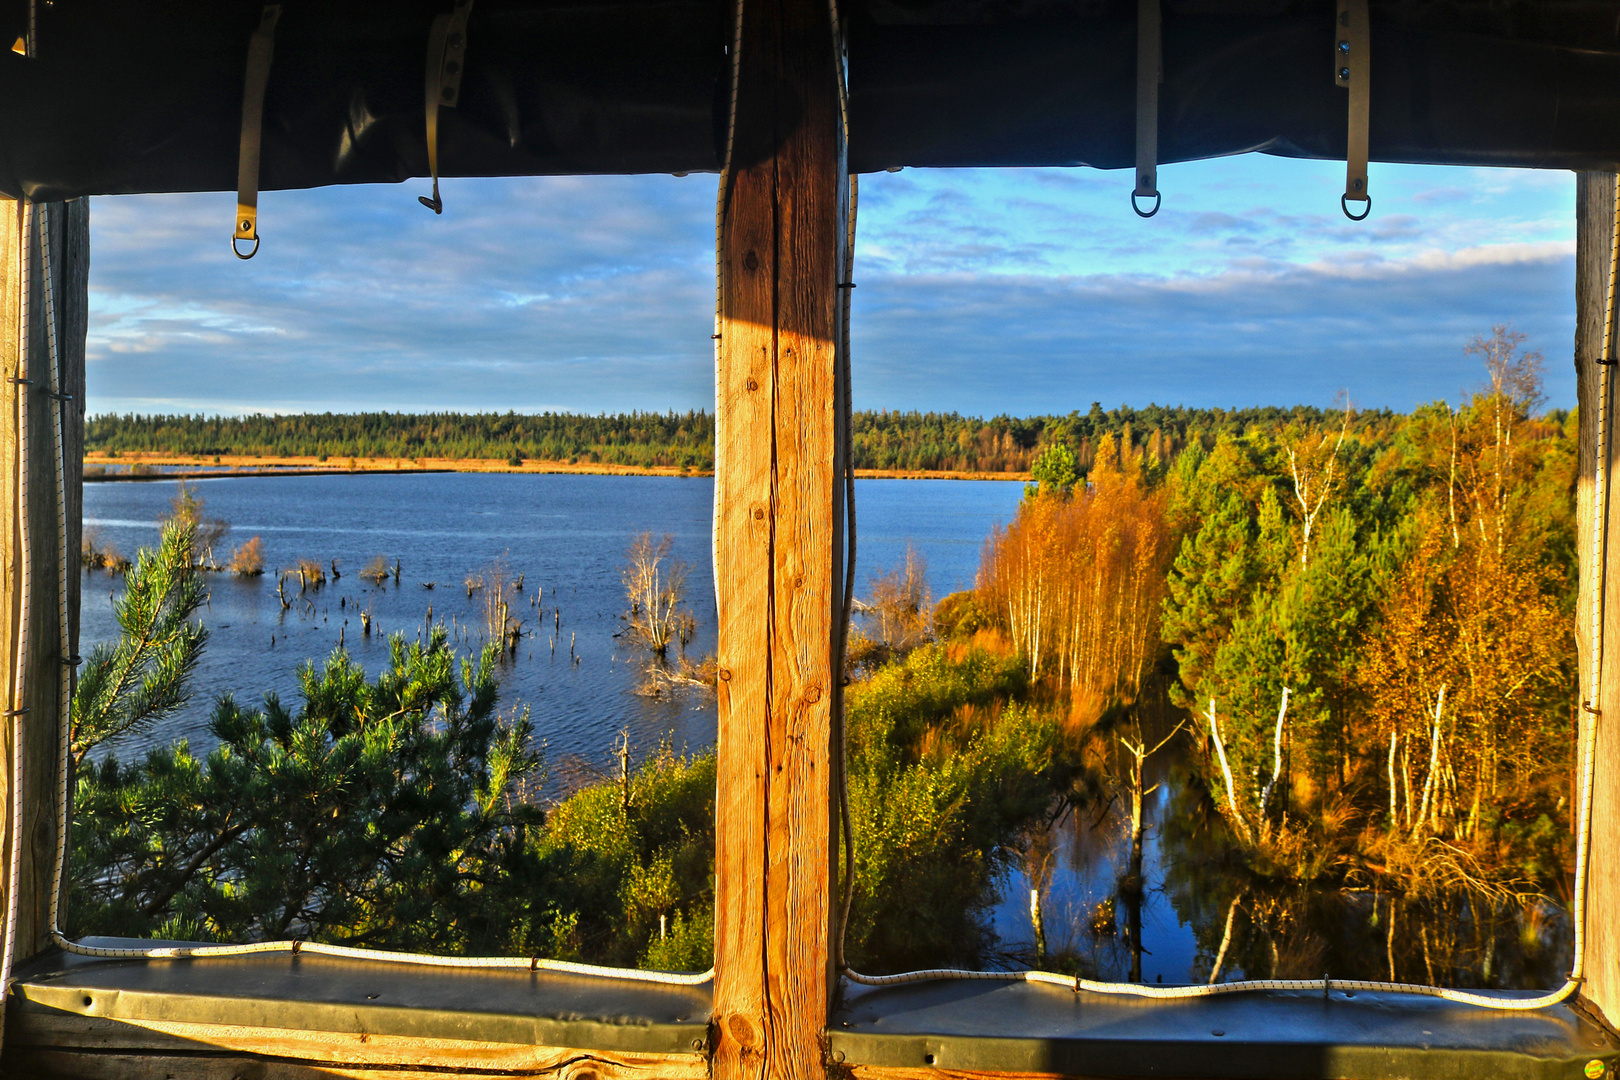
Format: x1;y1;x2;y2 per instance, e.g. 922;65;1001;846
1412;686;1446;839
1260;687;1290;817
1387;729;1400;830
1206;699;1250;842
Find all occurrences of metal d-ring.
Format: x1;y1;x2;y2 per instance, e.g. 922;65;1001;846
232;234;261;260
1341;194;1371;221
1132;190;1161;218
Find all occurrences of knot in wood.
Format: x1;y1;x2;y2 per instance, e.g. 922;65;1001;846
719;667;732;681
743;250;760;271
728;1013;758;1049
804;685;822;703
746;377;758;391
753;508;765;520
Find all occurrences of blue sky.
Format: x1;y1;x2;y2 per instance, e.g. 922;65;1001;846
85;154;1576;418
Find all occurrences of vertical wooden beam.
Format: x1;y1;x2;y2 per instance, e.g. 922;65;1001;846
1575;172;1620;1032
712;0;847;1074
1;197;89;966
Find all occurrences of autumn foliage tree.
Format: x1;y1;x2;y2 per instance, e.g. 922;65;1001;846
1160;327;1575;899
980;434;1174;720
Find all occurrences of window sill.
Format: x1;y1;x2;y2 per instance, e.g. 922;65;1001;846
829;978;1620;1080
8;942;1618;1080
3;937;712;1078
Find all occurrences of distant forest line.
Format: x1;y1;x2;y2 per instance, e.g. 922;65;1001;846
85;405;1428;474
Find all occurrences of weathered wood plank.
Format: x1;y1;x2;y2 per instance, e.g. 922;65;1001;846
1576;171;1620;1032
845;1070;1231;1080
712;0;847;1075
0;200;20;981
5;1012;706;1077
846;1070;1100;1080
9;1048;702;1080
1;197;87;969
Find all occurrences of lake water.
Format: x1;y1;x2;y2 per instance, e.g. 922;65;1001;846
82;472;1015;771
80;473;1567;987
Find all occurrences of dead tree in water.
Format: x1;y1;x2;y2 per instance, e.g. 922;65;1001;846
622;532;689;657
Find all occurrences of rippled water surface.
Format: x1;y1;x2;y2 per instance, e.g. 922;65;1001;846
82;472;1021;773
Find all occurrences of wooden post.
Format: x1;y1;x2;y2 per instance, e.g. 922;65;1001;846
1;197;89;965
712;0;848;1074
1575;171;1620;1032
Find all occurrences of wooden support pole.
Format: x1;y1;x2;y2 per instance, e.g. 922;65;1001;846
712;0;848;1074
1575;171;1620;1032
1;197;89;965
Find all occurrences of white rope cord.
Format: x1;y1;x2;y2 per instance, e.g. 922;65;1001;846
839;188;1618;1013
828;0;860;974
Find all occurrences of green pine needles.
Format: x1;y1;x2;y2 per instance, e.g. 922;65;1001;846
71;520;208;767
71;630;548;952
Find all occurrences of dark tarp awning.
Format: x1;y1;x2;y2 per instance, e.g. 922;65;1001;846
3;0;1620;200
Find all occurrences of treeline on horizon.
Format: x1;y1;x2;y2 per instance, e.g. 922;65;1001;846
83;404;1426;473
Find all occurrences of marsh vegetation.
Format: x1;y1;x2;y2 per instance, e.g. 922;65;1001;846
69;335;1576;983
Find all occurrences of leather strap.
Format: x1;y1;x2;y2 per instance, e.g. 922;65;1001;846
1336;0;1370;220
1132;0;1161;218
234;4;281;259
420;0;475;214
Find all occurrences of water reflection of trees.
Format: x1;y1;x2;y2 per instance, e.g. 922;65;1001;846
1153;763;1572;990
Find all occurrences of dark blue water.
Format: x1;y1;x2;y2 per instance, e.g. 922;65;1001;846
81;473;1020;770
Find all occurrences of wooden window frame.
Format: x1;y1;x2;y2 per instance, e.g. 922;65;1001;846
4;10;1620;1079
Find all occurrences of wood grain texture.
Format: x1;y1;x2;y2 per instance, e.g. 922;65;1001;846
1;198;87;968
9;1048;700;1078
3;1012;706;1078
713;0;847;1076
0;200;20;988
1575;171;1620;1032
845;1070;1215;1080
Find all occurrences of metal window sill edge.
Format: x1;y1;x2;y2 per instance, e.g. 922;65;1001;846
827;978;1620;1080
